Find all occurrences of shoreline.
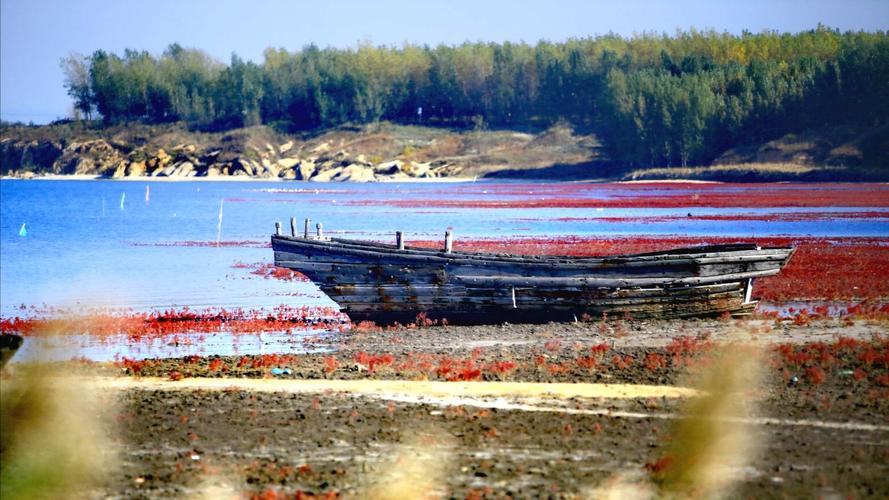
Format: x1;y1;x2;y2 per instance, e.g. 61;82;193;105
0;174;810;185
1;174;481;183
5;174;885;184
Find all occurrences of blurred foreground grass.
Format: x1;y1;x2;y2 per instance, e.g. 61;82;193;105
1;363;115;499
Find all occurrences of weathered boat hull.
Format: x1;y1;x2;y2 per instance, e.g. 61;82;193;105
271;234;794;325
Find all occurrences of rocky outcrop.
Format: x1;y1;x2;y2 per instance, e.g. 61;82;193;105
0;136;456;181
0;124;470;181
52;139;125;175
0;139;65;174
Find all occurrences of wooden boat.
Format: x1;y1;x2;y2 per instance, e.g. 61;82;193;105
271;220;794;325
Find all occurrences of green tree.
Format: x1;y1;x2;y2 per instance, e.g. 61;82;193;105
60;53;93;120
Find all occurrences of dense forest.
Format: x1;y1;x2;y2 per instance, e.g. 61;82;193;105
59;27;888;167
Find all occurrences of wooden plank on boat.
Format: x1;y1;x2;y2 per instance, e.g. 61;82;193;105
275;234;792;262
273;236;793;267
276;255;782;282
328;290;743;308
342;294;746;318
273;237;790;264
453;268;781;288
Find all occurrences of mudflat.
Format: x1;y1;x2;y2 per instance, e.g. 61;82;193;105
16;318;885;498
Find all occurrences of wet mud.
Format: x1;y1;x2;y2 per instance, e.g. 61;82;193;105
19;318;886;498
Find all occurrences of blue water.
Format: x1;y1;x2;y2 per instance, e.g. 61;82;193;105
1;179;886;360
2;179;888;316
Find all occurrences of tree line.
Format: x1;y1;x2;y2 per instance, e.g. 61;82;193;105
61;27;889;167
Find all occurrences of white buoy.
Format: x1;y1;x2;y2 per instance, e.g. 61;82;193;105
18;223;27;237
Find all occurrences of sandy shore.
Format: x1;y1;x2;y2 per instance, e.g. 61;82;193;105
84;376;701;399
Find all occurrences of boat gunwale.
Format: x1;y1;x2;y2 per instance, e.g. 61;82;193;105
271;234;795;268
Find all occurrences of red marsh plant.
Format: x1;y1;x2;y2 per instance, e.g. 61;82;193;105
249;489;339;500
576;356;598;373
0;305;347;339
589;343;610;356
853;368;868;381
351;320;382;333
543;339;562;352
611;355;634;370
353;352;395;373
413;235;889;302
805;365;827;385
414;312;437;327
208;359;224;373
435;359;482;381
435;358;454;378
484;360;517;380
644;353;667;372
666;335;713;368
454;362;483;381
132;239;269;248
226;259;307;280
546;362;571;376
771;337;888;386
322;356;339;374
351;184;889;209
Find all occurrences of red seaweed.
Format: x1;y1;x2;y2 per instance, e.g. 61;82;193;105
0;305;346;338
347;183;889;209
521;211;889;224
131;240;270;248
410;236;889;302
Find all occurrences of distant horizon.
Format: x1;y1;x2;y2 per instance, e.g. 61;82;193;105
2;0;888;124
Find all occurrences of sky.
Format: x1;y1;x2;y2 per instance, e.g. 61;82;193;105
2;0;888;124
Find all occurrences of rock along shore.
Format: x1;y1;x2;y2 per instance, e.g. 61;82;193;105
0;122;599;182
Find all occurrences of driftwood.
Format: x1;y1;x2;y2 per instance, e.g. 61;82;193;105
271;224;794;325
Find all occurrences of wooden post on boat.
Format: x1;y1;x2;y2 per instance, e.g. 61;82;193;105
290;217;297;237
444;230;453;253
304;218;311;238
316;222;323;239
396;231;405;250
275;221;282;236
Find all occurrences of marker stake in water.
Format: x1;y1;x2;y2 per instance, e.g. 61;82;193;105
145;185;150;205
120;192;126;210
216;198;224;246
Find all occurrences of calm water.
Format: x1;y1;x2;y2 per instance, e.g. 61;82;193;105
1;179;886;360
